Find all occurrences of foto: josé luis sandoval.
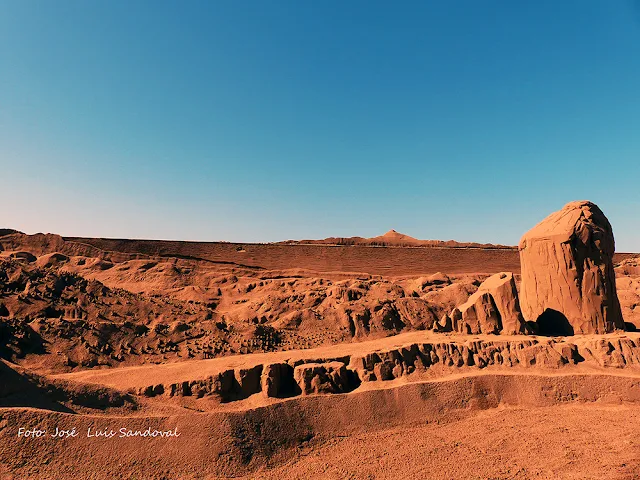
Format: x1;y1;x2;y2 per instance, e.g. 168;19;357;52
17;426;180;439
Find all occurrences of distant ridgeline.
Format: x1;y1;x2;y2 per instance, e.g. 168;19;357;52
277;230;514;249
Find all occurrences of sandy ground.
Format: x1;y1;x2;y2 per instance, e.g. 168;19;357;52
249;403;640;480
3;377;640;480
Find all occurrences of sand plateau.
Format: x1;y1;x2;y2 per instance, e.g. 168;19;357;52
1;201;640;479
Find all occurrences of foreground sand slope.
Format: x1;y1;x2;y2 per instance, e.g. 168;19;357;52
250;403;640;480
2;371;640;479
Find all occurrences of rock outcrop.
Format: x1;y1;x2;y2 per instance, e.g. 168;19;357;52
451;292;501;334
293;362;356;395
450;272;525;335
261;363;298;398
519;201;624;334
479;272;526;334
139;333;640;404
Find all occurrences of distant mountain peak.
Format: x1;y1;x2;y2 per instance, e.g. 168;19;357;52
377;230;418;242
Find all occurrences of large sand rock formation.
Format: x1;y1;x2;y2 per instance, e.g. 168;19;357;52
450;272;525;335
519;201;624;335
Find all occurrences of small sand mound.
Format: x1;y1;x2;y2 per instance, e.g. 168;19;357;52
35;252;70;268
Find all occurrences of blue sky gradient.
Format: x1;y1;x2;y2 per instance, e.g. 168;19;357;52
1;1;639;250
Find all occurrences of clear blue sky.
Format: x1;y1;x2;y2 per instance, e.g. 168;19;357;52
1;1;639;250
